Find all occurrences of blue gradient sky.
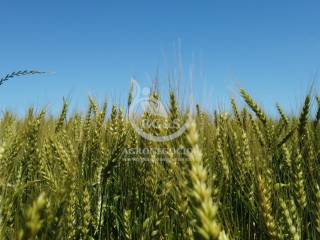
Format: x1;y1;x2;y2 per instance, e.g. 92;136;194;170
1;0;320;115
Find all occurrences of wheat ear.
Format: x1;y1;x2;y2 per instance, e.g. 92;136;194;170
187;120;228;240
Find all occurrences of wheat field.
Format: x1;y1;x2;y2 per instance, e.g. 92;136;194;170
0;78;320;239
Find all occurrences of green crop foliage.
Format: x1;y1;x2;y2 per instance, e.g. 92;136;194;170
0;86;320;240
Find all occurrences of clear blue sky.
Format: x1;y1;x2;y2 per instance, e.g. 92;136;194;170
1;0;320;115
